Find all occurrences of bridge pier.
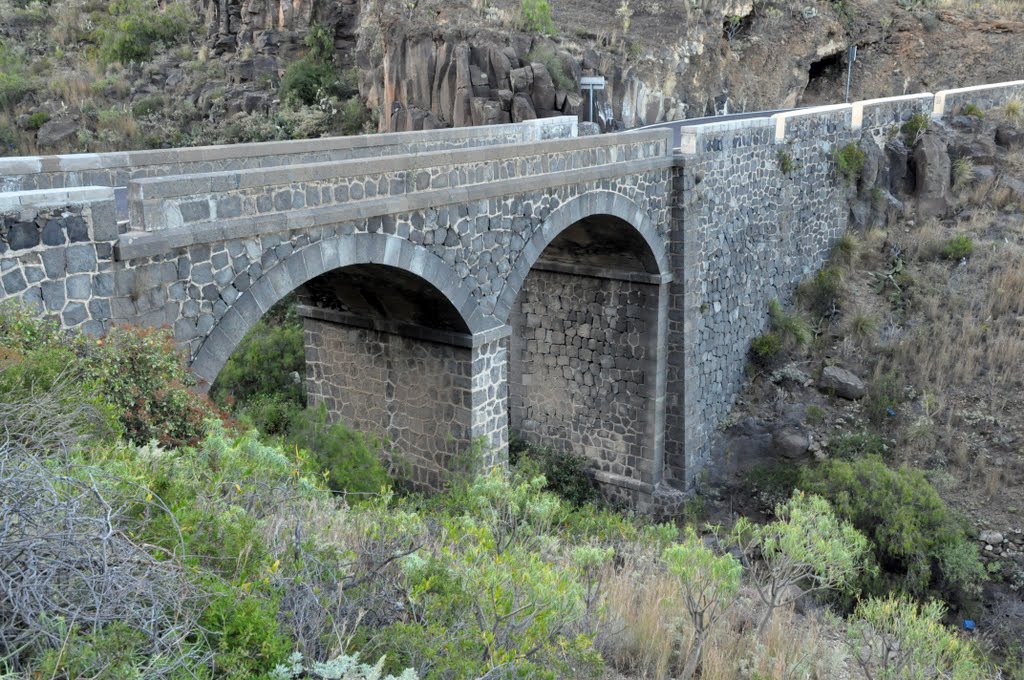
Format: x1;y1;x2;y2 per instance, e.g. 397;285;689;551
507;262;672;510
300;304;509;491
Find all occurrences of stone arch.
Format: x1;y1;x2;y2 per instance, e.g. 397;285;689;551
189;232;497;386
494;191;668;323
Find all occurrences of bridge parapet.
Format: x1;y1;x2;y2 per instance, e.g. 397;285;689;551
0;117;578;194
118;129;672;258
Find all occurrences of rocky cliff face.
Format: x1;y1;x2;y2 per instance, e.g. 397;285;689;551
201;0;1024;133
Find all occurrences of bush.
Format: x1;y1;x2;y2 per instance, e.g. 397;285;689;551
942;233;974;260
827;430;886;459
901;111;929;146
509;436;598;507
836;143;866;184
732;492;869;634
749;332;784;368
777;149;796;175
799;456;986;600
524;47;574;91
519;0;556;34
211;312;306;409
799;266;844;317
768;298;812;347
1005;97;1023;124
962;102;984;118
846;595;990;679
94;0;193;66
0;44;33;110
0;303;211;448
26;111;50;129
287;405;392;496
280;59;337;106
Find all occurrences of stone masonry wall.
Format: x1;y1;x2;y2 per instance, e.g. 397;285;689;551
509;268;658;503
0;189;119;334
127;132;670;232
668;110;856;488
304;315;476;491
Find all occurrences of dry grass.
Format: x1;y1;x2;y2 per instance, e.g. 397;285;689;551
595;546;854;680
935;0;1024;20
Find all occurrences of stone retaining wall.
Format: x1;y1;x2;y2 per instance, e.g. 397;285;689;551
668;104;857;487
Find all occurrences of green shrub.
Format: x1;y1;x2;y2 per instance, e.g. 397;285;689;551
280;59;337;106
941;233;974;260
0;44;33;110
749;332;783;368
863;371;902;427
799;266;844;317
0;303;210;447
94;0;193;66
901;111;929;146
509;435;598;507
1005;97;1023;124
525;47;574;91
201;580;292;677
846;595;990;679
827;430;886;459
799;456;986;600
961;102;984;118
211;311;306;409
339;96;372;135
518;0;556;34
26;111;50;129
286;405;391;496
836;142;866;184
131;96;163;118
777;149;796;175
768;298;812;347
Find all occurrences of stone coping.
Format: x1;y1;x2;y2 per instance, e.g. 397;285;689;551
127;128;673;203
0;117;580;175
296;305;511;348
115;155;673;259
0;186;115;211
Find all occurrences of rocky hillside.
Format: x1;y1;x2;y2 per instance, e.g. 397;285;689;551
1;0;1023;155
703;100;1024;664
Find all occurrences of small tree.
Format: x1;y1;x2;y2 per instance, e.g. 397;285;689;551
846;594;990;680
732;491;869;635
663;529;742;680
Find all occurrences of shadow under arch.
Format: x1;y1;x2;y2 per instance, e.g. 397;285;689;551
493;190;669;324
189;232;498;387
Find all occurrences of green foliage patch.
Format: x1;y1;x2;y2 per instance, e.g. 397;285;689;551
93;0;194;67
518;0;556;35
836;142;866;185
799;456;985;601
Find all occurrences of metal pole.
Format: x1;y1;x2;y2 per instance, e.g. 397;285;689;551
588;85;594;123
845;45;857;103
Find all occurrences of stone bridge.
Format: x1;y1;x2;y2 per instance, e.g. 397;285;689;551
2;80;1022;511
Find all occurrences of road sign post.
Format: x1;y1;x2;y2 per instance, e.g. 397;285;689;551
581;76;606;124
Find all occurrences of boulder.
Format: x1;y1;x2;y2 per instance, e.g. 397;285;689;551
528;63;557;114
995;124;1024;149
36;119;79;148
509;66;532;94
510;93;536;123
496;89;513;111
773;426;810;459
913;132;951;219
1002;176;1024;201
949;135;998;165
980;530;1004;545
471;97;508;126
972;165;996;183
818;366;866;400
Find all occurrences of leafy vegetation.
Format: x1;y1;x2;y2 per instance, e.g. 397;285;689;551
93;0;194;67
901;111;930;146
836;142;866;184
524;47;575;91
799;456;985;601
518;0;556;34
942;233;975;260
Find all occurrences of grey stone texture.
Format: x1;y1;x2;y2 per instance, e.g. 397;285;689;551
509;267;661;505
2;80;1022;510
